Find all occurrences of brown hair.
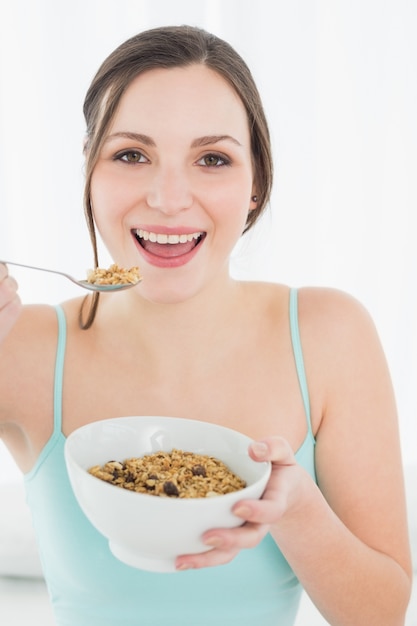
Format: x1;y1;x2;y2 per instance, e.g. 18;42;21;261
80;25;273;329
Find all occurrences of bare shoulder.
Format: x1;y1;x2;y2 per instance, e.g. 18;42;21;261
295;286;385;374
0;296;84;348
250;282;378;350
0;303;63;425
296;285;377;334
0;305;56;410
293;286;394;442
0;303;58;350
294;285;394;402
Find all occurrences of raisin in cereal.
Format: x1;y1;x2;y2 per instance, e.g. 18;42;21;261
88;449;246;498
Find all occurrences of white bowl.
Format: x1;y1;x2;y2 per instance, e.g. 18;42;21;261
64;416;271;573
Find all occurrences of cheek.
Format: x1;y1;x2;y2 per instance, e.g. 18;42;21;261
209;179;252;232
90;169;130;228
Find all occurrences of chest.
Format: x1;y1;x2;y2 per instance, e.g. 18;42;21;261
61;335;310;453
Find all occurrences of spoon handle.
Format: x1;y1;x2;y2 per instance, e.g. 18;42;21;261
0;260;79;285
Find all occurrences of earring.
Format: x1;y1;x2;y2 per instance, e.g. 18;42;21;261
251;195;258;202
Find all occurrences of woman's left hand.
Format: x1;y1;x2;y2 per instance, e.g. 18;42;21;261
175;436;306;570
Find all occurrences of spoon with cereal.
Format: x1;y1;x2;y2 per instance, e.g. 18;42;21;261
0;261;142;292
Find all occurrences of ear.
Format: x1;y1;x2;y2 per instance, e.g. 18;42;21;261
249;193;258;211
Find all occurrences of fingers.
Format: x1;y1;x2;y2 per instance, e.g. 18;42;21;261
175;523;270;570
249;436;296;466
0;262;8;281
176;546;240;570
175;437;302;571
232;489;291;526
0;263;18;307
204;522;270;551
0;263;22;342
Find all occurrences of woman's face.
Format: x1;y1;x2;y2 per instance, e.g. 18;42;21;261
90;64;257;303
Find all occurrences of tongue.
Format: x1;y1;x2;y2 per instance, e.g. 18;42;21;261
141;239;197;258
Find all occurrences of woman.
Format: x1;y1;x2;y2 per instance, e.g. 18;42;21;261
0;25;411;626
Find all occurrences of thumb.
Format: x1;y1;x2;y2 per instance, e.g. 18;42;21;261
249;436;296;466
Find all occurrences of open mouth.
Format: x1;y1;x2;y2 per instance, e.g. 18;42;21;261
132;228;206;259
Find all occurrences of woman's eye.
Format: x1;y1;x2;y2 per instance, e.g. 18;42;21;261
197;153;230;167
115;150;147;164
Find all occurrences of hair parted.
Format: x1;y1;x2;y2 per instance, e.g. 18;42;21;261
80;25;273;329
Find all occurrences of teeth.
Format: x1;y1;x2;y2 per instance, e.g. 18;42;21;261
135;229;202;244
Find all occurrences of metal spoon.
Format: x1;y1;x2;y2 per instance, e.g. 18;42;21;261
0;260;142;292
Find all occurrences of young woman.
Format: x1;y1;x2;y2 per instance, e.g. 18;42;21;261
0;25;412;626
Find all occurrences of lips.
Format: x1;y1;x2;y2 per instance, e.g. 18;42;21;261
132;228;206;261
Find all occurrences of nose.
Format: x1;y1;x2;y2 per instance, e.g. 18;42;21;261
146;163;193;215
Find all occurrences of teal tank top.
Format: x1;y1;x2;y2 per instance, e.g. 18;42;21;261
24;289;316;626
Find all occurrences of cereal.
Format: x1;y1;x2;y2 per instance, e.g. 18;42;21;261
88;449;246;498
86;264;141;286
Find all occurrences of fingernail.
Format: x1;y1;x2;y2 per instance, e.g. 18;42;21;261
176;563;191;571
233;504;251;518
251;441;268;458
204;536;223;548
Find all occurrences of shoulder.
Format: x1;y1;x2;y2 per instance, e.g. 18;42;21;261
0;305;56;425
0;299;82;423
296;284;370;317
246;282;375;338
1;296;88;351
289;286;392;429
296;286;378;342
1;303;59;350
294;286;395;436
5;296;85;337
0;303;60;379
295;285;385;381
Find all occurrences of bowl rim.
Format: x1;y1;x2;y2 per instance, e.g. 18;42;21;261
64;415;272;502
65;414;259;441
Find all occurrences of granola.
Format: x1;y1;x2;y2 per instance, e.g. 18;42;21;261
86;263;141;286
88;449;246;498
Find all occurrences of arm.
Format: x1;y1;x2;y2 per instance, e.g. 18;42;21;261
176;288;412;626
282;288;412;625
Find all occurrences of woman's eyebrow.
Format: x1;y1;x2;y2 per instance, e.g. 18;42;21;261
191;135;242;148
104;132;242;148
105;131;156;146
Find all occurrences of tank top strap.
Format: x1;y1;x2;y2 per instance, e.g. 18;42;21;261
289;288;313;438
24;305;66;482
53;304;66;434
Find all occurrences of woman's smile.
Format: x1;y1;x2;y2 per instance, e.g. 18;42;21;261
132;227;207;267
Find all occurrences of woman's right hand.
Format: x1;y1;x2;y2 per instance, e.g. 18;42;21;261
0;263;22;344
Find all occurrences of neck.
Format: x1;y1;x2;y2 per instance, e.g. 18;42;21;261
96;275;247;366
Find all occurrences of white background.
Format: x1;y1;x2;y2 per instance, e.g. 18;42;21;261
0;0;416;476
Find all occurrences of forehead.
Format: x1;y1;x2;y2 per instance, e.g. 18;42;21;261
108;64;250;140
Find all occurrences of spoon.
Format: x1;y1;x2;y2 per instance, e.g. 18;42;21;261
0;260;142;292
